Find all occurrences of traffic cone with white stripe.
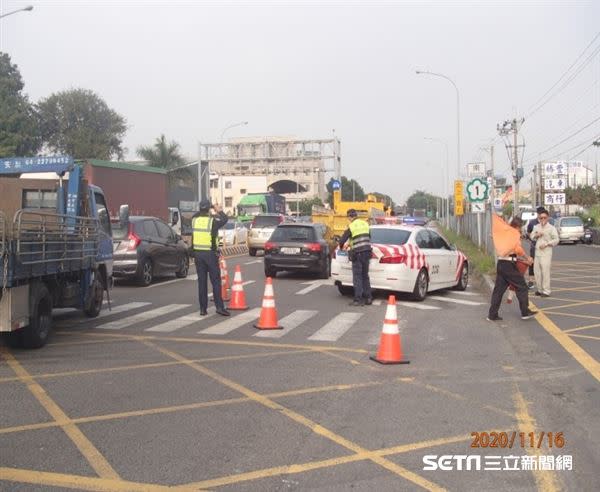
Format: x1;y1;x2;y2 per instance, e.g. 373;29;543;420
254;277;282;330
219;257;231;302
228;265;249;310
370;295;409;365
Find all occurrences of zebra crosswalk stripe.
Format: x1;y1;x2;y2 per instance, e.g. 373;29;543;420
55;302;152;327
308;312;364;342
427;295;484;306
146;312;216;333
198;308;261;335
96;304;189;330
397;301;439;311
254;310;318;339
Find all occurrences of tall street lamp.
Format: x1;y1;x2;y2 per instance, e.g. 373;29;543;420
424;137;449;226
0;5;33;19
416;70;461;181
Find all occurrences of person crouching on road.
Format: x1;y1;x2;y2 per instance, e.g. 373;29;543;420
191;200;230;317
487;216;537;321
530;208;559;297
338;209;373;306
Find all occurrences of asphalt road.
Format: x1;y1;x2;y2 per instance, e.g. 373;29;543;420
1;244;598;491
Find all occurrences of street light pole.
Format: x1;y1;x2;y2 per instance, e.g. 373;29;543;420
0;5;33;19
424;137;449;227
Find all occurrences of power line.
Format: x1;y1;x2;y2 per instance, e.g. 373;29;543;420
525;30;600;119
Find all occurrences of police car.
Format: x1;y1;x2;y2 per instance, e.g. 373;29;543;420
331;224;468;301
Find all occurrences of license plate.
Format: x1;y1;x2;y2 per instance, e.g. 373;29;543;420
281;247;300;255
336;251;348;263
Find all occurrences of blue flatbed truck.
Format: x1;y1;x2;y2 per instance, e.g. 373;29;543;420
0;156;113;348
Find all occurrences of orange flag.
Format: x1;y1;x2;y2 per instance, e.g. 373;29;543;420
492;214;525;257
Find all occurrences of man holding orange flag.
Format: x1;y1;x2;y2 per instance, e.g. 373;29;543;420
487;215;538;322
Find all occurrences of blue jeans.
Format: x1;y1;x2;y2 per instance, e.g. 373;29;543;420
194;250;224;311
351;250;372;301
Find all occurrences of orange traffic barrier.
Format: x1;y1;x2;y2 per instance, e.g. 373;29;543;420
254;277;282;330
220;257;231;302
228;265;249;310
370;295;409;365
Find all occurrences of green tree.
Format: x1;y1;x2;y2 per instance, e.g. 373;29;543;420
406;190;440;215
38;88;127;159
565;186;599;208
370;192;396;210
326;176;366;207
298;196;324;215
0;52;41;157
137;134;192;185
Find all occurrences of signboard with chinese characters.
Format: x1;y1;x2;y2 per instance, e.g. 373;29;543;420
454;200;464;216
544;178;566;191
544;193;566;206
467;162;486;177
454;180;464;216
0;155;74;174
543;161;568;177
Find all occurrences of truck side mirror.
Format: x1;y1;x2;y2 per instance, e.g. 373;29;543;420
119;204;130;228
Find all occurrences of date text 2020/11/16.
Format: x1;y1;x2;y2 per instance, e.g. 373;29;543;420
471;431;565;449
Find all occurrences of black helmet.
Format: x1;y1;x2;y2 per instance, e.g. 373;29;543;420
199;199;211;212
347;208;357;218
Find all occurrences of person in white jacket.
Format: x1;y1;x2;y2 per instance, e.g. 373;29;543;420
530;209;559;297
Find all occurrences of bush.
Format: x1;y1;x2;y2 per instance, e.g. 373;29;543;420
577;204;600;227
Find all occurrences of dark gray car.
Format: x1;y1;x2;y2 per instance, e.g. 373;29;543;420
112;216;189;286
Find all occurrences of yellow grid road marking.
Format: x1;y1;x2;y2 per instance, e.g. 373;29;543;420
0;349;313;384
0;467;197;491
540;300;600;312
552;286;600;293
564;323;600;334
569;334;600;341
543;311;600;321
179;432;479;490
530;303;600;383
144;340;445;491
550;278;600;286
513;385;560;492
0;348;120;480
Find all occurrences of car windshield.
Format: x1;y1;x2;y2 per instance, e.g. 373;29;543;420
111;223;129;240
370;228;411;245
270;226;315;242
561;217;583;227
253;215;281;227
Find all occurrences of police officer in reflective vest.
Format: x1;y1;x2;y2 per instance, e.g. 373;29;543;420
338;209;373;306
191;200;230;316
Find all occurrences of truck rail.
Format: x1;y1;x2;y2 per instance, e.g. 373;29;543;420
0;210;99;286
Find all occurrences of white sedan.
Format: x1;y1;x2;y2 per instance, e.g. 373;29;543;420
331;225;468;301
218;221;248;246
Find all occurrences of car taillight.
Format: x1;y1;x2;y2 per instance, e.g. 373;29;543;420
265;241;276;251
305;243;321;252
379;255;406;264
127;226;141;251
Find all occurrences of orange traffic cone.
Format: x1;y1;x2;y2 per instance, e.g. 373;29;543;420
370;295;409;365
228;265;249;310
220;257;231;302
254;277;283;330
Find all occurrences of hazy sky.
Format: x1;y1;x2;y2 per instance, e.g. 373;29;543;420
2;0;599;202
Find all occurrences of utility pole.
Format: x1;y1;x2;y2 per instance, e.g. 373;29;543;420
497;118;525;215
594;140;600;187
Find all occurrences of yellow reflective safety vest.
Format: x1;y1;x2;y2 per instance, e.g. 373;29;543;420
192;216;214;251
348;219;371;252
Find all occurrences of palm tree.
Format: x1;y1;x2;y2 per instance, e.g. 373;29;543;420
136;134;192;185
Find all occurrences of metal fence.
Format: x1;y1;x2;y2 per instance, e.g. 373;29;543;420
448;210;495;256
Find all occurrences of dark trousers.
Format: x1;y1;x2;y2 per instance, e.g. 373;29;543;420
194;250;224;311
528;243;536;276
351;250;372;301
488;260;529;317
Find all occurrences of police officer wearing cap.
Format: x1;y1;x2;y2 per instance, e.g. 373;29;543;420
191;200;230;316
338;209;373;306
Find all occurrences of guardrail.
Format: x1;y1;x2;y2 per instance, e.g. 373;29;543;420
14;210;99;266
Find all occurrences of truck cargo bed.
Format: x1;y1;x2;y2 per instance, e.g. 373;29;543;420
0;210;98;288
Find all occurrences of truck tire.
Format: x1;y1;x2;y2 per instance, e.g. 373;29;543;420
84;275;104;318
21;282;53;349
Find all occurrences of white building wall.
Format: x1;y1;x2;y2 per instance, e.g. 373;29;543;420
209;174;268;216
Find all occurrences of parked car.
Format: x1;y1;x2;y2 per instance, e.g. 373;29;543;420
247;213;286;256
331;225;468;301
555;216;585;244
218;220;248;246
112;216;189;286
263;223;336;278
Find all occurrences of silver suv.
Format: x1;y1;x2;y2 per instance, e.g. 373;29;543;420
247;214;285;256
